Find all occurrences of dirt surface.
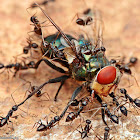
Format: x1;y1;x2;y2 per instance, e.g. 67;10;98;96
0;0;140;140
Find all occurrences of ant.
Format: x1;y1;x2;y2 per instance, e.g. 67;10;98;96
93;46;106;55
30;14;48;37
30;15;42;35
76;16;93;26
83;8;92;15
0;105;18;127
77;119;92;139
66;98;89;122
35;115;60;131
0;75;69;128
94;94;119;126
120;88;140;108
30;0;55;8
76;8;93;26
30;85;50;100
23;38;39;55
109;92;127;116
104;127;110;140
114;57;138;75
0;60;35;77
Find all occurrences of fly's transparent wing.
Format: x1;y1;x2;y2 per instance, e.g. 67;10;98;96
74;8;104;49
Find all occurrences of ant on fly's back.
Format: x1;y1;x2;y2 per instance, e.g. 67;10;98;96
0;1;140;140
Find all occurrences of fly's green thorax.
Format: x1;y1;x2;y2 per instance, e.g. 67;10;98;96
71;39;110;81
41;33;109;81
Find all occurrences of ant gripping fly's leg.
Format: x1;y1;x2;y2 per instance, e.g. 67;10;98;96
0;75;69;128
94;94;119;126
35;115;60;131
0;105;18;127
36;85;83;131
66;98;90;122
29;15;43;36
23;80;50;100
111;56;138;75
109;92;127;116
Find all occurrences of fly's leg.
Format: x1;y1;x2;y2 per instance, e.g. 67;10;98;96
34;58;68;101
34;58;66;73
54;80;65;101
60;85;83;118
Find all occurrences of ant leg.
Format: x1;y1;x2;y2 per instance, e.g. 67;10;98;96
54;80;65;101
34;58;66;73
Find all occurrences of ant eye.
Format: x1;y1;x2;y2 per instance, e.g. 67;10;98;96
97;66;116;85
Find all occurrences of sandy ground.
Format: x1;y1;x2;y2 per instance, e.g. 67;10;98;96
0;0;140;140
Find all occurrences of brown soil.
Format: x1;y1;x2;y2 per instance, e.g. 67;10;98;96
0;0;140;140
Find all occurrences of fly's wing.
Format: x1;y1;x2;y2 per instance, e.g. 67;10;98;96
76;8;104;49
35;4;105;64
91;9;104;48
61;9;105;64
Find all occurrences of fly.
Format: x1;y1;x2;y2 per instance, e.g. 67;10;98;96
0;3;139;140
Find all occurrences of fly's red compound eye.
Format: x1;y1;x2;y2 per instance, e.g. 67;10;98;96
97;66;116;85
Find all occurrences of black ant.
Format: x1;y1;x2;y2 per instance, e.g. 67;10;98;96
115;57;138;75
0;75;69;128
94;94;119;126
30;15;43;35
120;88;140;108
83;8;92;15
76;16;93;26
30;0;55;8
109;92;127;116
77;119;92;139
0;105;18;127
104;127;110;140
35;115;60;131
93;46;106;55
0;60;35;77
66;98;89;122
30;85;50;100
23;38;38;55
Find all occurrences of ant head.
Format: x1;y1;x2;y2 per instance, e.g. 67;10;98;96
90;66;122;97
105;127;110;132
76;18;85;25
130;57;137;64
0;63;4;69
86;119;91;124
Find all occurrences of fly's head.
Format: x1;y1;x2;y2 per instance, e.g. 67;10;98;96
90;66;122;97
